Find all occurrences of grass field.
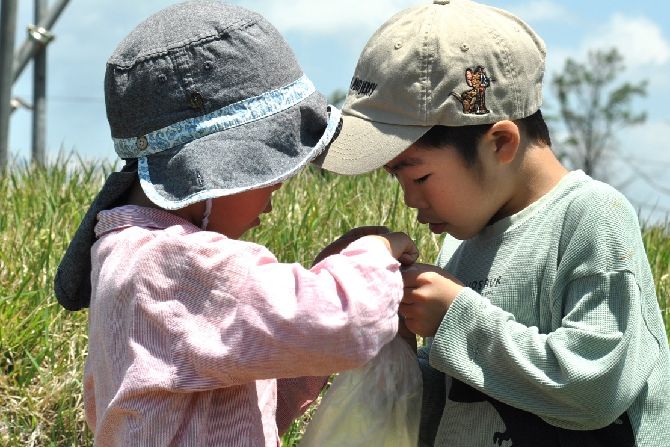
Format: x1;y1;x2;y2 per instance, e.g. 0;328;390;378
1;157;668;446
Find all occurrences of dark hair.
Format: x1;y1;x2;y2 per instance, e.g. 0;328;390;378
416;109;551;166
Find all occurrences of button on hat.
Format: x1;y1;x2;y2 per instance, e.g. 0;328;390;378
317;0;546;175
104;0;339;210
54;0;342;311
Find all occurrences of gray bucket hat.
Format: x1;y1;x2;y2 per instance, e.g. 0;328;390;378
54;0;341;310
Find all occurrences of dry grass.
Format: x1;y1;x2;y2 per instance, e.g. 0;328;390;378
1;158;667;445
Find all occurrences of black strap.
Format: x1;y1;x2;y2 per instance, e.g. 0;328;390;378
448;379;635;447
53;160;137;310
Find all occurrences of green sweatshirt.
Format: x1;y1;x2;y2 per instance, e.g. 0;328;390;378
420;171;670;447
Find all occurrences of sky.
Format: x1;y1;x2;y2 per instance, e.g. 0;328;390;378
6;0;670;223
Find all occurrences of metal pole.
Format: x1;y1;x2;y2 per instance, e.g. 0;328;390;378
12;0;68;83
0;0;19;170
32;0;47;166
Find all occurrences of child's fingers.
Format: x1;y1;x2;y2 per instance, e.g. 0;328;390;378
399;301;415;315
403;263;456;286
398;247;419;265
385;232;419;264
342;225;390;241
402;317;426;338
401;263;435;286
312;226;392;266
397;316;418;350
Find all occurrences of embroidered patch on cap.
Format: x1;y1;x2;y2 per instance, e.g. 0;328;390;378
350;77;378;97
450;66;494;115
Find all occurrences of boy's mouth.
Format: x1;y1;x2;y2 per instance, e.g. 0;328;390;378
419;216;448;234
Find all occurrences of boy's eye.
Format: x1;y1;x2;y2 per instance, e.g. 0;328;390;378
414;174;430;184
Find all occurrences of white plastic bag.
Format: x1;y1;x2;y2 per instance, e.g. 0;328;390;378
299;336;422;447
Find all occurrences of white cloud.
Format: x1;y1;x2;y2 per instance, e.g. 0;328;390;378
583;14;670;67
545;13;670;92
233;0;420;34
507;0;572;24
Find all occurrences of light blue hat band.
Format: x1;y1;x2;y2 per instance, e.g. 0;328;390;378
138;105;342;210
113;74;317;158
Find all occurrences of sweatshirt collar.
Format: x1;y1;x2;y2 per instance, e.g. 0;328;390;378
477;170;589;239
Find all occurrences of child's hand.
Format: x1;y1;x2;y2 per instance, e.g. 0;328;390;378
369;232;419;266
400;263;464;337
397;315;418;352
312;226;391;266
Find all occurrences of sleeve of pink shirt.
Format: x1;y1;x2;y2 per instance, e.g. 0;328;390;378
126;234;402;391
275;376;329;435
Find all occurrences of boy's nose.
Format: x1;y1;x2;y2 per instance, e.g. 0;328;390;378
402;186;427;210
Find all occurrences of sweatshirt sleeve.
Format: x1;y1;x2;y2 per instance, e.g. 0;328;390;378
130;234;402;390
430;273;658;430
427;191;662;431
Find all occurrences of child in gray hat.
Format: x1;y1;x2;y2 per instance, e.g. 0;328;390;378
317;0;670;446
54;1;418;445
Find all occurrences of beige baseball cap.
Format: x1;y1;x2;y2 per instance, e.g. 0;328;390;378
316;0;546;175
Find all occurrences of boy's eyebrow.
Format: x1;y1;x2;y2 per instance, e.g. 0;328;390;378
384;157;424;173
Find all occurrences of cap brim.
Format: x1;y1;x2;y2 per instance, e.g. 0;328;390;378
314;113;431;175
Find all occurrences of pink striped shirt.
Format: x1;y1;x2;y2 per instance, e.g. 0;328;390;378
84;205;402;446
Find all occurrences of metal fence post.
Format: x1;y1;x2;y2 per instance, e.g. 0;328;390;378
12;0;68;83
0;0;19;170
32;0;47;166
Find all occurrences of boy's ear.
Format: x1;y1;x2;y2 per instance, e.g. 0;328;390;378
487;120;521;165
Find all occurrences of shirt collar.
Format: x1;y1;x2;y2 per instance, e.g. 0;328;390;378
95;205;196;238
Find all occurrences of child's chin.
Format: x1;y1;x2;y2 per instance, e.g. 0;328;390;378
428;223;447;234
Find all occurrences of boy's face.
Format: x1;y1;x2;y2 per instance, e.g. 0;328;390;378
384;141;507;240
207;183;282;238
